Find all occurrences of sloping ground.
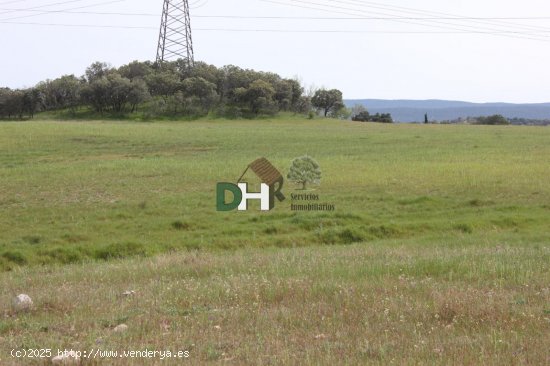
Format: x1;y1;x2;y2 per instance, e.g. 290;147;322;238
0;119;549;364
0;119;549;269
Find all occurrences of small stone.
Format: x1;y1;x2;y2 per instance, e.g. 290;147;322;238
12;294;33;311
51;350;80;364
314;334;327;340
213;325;221;330
113;324;128;333
122;291;136;297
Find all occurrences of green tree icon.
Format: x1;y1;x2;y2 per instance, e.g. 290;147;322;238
287;155;322;190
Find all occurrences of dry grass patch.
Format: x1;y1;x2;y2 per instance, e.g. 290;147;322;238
1;242;549;365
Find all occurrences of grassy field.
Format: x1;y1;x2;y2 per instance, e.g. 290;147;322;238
0;118;549;364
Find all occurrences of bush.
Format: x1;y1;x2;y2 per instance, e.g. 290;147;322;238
318;228;364;245
473;115;510;125
352;111;393;123
40;247;84;265
1;251;28;265
94;242;148;260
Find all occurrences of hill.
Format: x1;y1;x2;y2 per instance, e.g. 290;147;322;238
345;99;550;122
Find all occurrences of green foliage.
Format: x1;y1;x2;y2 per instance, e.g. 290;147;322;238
287;155;322;190
318;228;364;244
311;89;344;117
233;79;278;116
352;111;393;123
1;250;28;265
331;106;352;120
1;59;316;120
94;242;148;260
473;115;510;125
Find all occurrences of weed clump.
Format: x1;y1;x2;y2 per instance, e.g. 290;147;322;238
319;228;364;245
1;251;28;265
94;242;147;260
171;220;191;231
453;223;473;234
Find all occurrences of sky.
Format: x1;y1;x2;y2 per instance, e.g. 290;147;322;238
1;0;550;103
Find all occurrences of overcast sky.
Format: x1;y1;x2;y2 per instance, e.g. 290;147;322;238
1;0;550;102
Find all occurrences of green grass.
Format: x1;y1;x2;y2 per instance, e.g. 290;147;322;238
0;118;548;269
0;118;549;364
1;243;549;364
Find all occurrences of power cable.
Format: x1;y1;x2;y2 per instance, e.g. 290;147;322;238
261;0;550;42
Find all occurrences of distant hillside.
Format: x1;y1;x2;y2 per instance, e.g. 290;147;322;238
345;99;550;122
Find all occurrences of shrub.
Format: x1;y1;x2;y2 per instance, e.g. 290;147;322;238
2;251;28;265
94;242;147;260
473;115;510;125
352;111;393;123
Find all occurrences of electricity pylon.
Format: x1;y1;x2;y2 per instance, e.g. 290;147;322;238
156;0;195;67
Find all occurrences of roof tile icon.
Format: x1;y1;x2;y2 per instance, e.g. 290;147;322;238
238;157;286;203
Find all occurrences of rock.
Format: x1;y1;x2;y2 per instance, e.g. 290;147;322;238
51;351;80;364
122;291;136;297
12;294;33;311
113;324;128;333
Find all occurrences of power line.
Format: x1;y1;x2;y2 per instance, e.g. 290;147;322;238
288;0;550;36
327;0;550;33
0;0;125;21
265;0;550;38
2;20;550;36
0;0;92;15
261;0;550;42
2;8;550;21
0;0;548;42
0;0;31;5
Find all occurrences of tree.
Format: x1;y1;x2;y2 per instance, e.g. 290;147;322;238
181;77;218;111
234;79;277;116
85;62;112;83
145;71;182;100
274;79;303;112
311;89;344;117
0;88;8;118
107;74;134;113
127;79;150;113
287;155;322;190
474;114;510;125
294;95;312;114
352;111;371;122
424;113;429;124
351;104;367;118
81;77;110;114
5;90;25;119
352;111;393;123
22;88;43;118
118;60;153;81
1;59;311;119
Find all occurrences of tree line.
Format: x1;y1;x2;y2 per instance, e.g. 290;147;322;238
0;60;347;120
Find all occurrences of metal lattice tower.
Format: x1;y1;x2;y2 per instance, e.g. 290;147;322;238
156;0;195;67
